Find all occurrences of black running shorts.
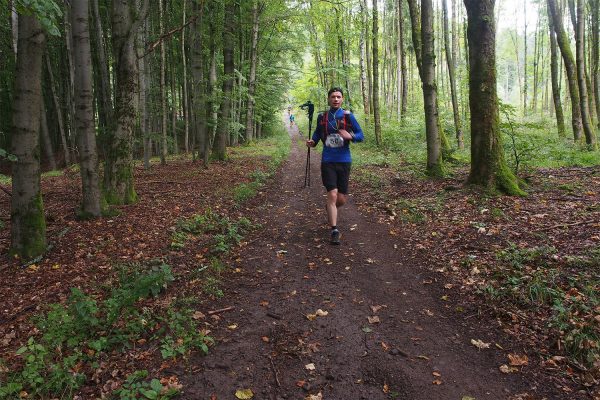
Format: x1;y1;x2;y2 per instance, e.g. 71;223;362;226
321;162;351;194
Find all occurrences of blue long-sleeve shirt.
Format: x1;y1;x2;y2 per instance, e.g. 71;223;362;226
311;108;364;163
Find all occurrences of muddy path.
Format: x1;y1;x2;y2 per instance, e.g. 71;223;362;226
180;125;535;399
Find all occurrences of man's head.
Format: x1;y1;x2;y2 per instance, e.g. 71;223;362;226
328;87;344;109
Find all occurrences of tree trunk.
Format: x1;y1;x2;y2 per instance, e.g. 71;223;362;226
523;1;528;114
170;48;178;154
39;100;56;171
44;51;70;166
359;0;370;115
159;0;168;164
442;0;463;149
399;0;408;118
64;4;76;165
138;11;150;169
420;0;443;175
592;0;600;130
245;0;260;142
464;0;524;195
10;13;47;259
91;0;113;139
72;0;102;217
547;0;584;142
407;0;423;76
572;0;597;147
191;0;207;164
365;0;373;115
372;0;382;145
548;3;566;136
105;0;147;204
182;0;189;153
213;0;235;160
207;32;218;163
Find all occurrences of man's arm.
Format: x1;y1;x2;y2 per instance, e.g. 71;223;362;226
348;114;364;142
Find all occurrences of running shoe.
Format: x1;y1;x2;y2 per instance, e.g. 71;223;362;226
330;229;340;245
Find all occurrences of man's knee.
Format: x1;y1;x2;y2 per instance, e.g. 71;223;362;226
336;194;347;207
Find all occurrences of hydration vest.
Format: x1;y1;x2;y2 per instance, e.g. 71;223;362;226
318;109;353;139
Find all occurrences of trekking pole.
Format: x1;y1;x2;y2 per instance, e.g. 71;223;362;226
304;116;313;187
301;101;315;188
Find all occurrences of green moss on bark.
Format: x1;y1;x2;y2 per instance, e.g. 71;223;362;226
10;193;47;259
495;163;526;196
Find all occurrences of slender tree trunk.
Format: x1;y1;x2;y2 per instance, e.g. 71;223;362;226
523;1;528;114
372;0;382;145
592;0;600;130
105;0;147;204
170;48;178;154
399;0;408;118
245;1;260;142
421;0;444;175
442;0;463;149
44;52;70;166
159;0;168;164
365;0;373;115
395;0;402;119
548;0;584;142
464;0;523;195
213;0;235;160
407;0;423;76
359;0;370;114
207;32;218;164
191;0;207;164
11;5;18;55
10;13;47;259
64;4;76;165
572;0;597;146
182;0;189;153
72;0;102;216
138;12;150;169
91;0;113;139
39;100;56;171
548;4;566;136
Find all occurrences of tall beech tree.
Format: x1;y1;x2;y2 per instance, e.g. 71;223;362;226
10;13;47;258
213;0;235;160
372;0;381;145
244;0;260;143
571;0;596;147
547;0;584;142
104;0;148;204
407;0;444;175
547;3;566;137
464;0;524;195
71;0;102;217
442;0;463;149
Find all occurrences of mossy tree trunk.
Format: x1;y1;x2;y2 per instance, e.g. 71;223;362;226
10;14;47;259
399;0;408;119
592;0;600;130
191;0;208;163
159;0;168;164
547;3;566;137
105;0;147;205
212;0;235;161
72;0;102;217
464;0;524;196
547;0;584;142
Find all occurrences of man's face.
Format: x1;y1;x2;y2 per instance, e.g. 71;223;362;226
328;91;343;109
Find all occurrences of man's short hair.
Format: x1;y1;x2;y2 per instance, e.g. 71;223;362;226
328;87;344;97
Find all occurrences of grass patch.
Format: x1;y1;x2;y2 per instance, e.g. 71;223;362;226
0;261;212;399
482;245;600;366
171;208;253;255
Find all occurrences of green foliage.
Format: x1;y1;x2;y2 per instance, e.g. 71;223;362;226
113;370;179;400
0;148;16;162
172;209;253;255
6;0;63;36
0;261;211;398
482;245;600;366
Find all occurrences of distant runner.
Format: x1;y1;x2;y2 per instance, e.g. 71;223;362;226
306;87;363;245
289;113;295;126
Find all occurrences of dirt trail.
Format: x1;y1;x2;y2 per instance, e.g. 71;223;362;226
181;125;531;399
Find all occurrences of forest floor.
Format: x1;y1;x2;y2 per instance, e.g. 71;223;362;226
0;122;599;399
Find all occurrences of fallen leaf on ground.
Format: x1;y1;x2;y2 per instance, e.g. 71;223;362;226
383;383;389;393
499;364;518;373
370;305;384;313
508;354;529;366
261;336;269;343
227;324;238;330
235;389;254;399
315;309;328;316
462;396;476;400
305;363;316;371
470;339;490;350
192;311;205;320
367;316;380;324
381;341;390;351
305;393;322;400
432;379;442;385
432;371;441;377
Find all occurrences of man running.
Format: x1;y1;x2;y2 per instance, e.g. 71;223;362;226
306;87;364;245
